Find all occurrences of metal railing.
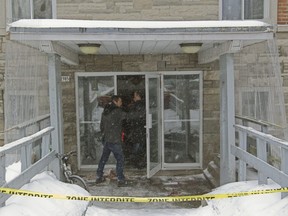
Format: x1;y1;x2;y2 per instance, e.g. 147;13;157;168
0;126;55;205
233;124;288;198
4;114;50;142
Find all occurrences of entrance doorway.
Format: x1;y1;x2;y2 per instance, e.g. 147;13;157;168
75;72;202;177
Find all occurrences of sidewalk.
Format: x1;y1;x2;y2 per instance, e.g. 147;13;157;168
80;169;213;209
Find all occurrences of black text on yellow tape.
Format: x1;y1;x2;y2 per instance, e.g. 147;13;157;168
1;187;288;203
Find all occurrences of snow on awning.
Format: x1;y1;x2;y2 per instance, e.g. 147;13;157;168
9;19;271;29
7;19;275;65
8;19;273;42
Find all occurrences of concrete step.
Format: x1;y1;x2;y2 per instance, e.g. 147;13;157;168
203;160;220;188
214;154;220;167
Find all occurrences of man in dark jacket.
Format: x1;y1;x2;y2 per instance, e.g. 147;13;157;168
127;90;146;169
96;95;127;187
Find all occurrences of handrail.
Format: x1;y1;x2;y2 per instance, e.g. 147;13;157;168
235;124;288;150
0;126;56;206
0;127;54;154
235;114;284;129
233;124;288;198
4;114;50;132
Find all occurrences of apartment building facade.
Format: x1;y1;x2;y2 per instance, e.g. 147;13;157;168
0;0;287;182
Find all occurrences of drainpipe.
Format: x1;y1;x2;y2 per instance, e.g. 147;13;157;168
219;53;236;185
48;53;64;179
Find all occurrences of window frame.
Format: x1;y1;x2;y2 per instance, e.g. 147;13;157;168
6;0;57;24
219;0;269;21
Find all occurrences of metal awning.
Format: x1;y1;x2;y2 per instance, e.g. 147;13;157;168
8;19;274;65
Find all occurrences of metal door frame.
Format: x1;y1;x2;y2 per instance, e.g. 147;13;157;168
75;71;203;172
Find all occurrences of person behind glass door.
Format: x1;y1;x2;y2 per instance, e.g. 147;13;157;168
96;95;128;187
127;90;146;169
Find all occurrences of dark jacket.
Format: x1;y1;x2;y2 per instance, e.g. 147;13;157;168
100;102;127;144
126;100;146;144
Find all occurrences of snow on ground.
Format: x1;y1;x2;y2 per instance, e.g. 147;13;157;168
0;171;89;216
5;161;21;182
86;179;288;216
1;164;288;216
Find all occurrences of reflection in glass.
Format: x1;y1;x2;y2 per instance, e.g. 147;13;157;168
78;76;115;165
34;0;53;19
222;0;241;20
163;74;200;164
244;0;264;19
12;0;31;20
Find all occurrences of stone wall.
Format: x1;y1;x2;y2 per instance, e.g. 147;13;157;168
202;63;220;166
277;1;288;128
57;0;219;21
278;35;288;125
61;54;220;169
0;36;5;146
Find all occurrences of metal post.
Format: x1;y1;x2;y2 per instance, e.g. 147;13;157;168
281;148;288;198
238;130;247;181
256;138;267;184
48;54;64;179
219;53;236;185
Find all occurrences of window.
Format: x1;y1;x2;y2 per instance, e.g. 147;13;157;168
241;90;270;122
7;0;56;23
221;0;268;20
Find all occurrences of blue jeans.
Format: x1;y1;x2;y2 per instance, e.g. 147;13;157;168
96;142;125;181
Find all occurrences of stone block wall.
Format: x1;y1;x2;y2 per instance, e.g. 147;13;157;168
57;0;219;21
278;36;288;124
0;36;5;146
61;54;220;169
277;1;288;125
202;63;220;165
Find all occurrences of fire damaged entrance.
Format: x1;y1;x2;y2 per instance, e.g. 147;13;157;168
76;72;202;177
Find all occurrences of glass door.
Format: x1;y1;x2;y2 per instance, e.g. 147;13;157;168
76;74;116;168
162;72;202;169
146;74;162;178
76;73;146;169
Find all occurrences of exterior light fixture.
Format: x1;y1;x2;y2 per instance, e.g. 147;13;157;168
180;43;202;53
78;43;101;54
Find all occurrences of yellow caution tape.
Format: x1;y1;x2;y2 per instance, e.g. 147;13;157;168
0;187;288;203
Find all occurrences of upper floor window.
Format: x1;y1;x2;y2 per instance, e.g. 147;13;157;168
7;0;56;23
221;0;268;20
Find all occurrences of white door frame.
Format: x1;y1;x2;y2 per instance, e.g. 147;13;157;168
160;71;203;170
146;73;162;178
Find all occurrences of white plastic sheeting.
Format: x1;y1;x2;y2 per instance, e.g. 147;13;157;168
4;41;50;143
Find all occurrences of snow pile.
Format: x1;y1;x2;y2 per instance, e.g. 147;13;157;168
0;171;90;216
0;164;288;216
206;180;288;216
86;180;288;216
5;161;21;182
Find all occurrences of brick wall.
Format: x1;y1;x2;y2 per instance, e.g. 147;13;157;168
278;0;288;24
57;0;219;21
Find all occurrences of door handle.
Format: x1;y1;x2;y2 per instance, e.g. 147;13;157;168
147;114;152;129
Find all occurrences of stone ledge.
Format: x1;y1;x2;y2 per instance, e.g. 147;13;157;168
277;25;288;32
